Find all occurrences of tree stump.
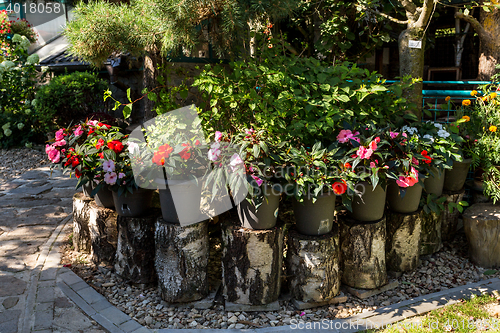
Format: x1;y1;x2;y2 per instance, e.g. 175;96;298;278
339;215;387;289
286;227;340;303
73;192;93;253
463;203;500;268
386;210;422;272
221;222;284;305
441;188;466;241
88;201;118;265
155;218;209;303
115;209;160;284
420;210;442;256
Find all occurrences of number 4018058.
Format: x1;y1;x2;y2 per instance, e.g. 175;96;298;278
6;2;62;14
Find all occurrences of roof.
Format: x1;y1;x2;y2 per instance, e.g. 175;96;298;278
33;35;89;69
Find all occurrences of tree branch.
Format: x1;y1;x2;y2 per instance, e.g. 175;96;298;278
399;0;417;14
415;0;437;27
355;3;408;25
455;12;494;45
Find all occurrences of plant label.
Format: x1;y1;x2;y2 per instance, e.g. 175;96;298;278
409;40;422;49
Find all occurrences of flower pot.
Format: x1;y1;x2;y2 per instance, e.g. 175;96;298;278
292;192;335;236
94;184;115;209
350;182;386;222
82;182;94;198
236;184;282;230
387;181;423;214
157;179;202;225
443;158;472;192
424;167;446;196
112;188;154;217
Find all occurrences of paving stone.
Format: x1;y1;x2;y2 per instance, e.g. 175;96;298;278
77;287;106;305
10;184;53;195
292;292;348;310
91;298;113;312
48;178;78;188
0;275;27;297
34;303;54;330
40;267;58;281
54;296;73;308
344;280;399;299
58;269;84;285
0;257;28;272
100;306;132;325
20;170;49;180
53;306;101;332
0;239;44;257
1;225;53;241
2;296;19;309
0;197;61;208
37;286;56;303
0;182;22;191
224;300;281;312
0;309;21;333
119;319;142;332
131;327;152;333
24;180;49;187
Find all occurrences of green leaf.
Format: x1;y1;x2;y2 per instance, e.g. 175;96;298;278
126;88;132;102
484;269;497;275
123;104;132;119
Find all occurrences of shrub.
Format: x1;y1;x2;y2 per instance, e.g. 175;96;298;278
33;71;109;131
9;19;38;43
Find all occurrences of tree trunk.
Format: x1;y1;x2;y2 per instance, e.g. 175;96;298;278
88;202;118;266
478;7;500;80
286;228;340;303
114;211;159;284
142;50;161;121
399;28;425;119
441;189;465;241
339;215;387;289
155;218;209;303
221;223;283;305
463;203;500;268
386;210;422;272
420;211;442;255
72;192;93;253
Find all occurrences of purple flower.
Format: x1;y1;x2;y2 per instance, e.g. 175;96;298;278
118;172;126;179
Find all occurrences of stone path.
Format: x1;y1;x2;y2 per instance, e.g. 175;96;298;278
1;166;500;333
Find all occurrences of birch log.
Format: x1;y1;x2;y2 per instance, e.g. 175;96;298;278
386;210;422;272
73;192;93;253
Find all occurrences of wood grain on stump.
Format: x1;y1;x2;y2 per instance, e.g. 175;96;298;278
221;222;283;305
463;203;500;268
339;216;387;289
386;210;421;272
155;218;209;303
115;210;160;284
73;192;93;253
88;201;118;266
441;189;465;241
286;227;340;303
420;211;442;256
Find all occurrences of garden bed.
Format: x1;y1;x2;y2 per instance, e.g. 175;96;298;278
0;148;48;183
60;224;499;330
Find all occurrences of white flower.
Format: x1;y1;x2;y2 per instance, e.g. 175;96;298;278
1;61;15;71
25;109;31;115
11;34;22;43
2;122;10;131
127;141;139;155
26;54;39;65
401;125;418;135
25;142;32;148
19;36;30;50
437;129;450;138
104;172;117;185
208;142;221;161
423;134;435;143
17;123;24;130
434;123;443;130
4;129;12;137
102;160;115;172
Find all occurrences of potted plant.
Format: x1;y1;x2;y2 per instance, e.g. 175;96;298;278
335;123;390;222
284;142;341;236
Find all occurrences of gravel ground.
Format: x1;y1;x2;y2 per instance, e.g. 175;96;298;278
0;148;48;183
61;227;500;330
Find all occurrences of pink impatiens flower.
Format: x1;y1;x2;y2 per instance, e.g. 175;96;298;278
214;131;223;142
102;160;115;172
55;128;65;141
229;153;244;172
356;146;373;159
390;131;399;139
208;142;221;161
396;167;419;188
104;172;117;185
368;140;378;151
73;125;84;137
52;139;66;147
251;174;264;186
45;144;60;163
337;129;357;143
118;172;126;179
370;162;376;168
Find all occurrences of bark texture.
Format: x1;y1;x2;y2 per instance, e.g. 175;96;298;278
155;218;209;303
339;216;387;289
221;222;283;305
286;228;340;303
115;210;160;284
386;210;422;272
88;201;118;265
463;203;500;268
441;189;465;241
73;192;93;253
419;211;442;256
142;50;161;121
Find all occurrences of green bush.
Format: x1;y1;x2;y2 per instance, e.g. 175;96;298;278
33;71;109;131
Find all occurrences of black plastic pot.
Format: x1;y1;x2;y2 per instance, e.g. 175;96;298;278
444;158;472;191
82;182;94;198
292;192;335;236
236;185;282;230
112;188;154;217
424;167;446;196
387;181;423;213
157;179;202;225
350;182;386;222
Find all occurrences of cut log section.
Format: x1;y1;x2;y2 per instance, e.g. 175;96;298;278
73;192;93;253
420;211;442;256
88;201;118;266
441;189;465;241
286;227;340;303
155;218;209;303
463;203;500;268
386;210;422;272
339;215;387;289
115;209;160;284
221;222;284;305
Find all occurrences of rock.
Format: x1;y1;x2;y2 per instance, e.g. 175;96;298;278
235;323;245;329
102;282;115;287
145;316;153;325
190;320;198;327
228;315;238;324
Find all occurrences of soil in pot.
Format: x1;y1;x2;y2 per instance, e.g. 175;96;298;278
292;192;335;236
112;188;154;217
237;185;282;230
443;158;472;192
350;182;386;222
387;181;423;213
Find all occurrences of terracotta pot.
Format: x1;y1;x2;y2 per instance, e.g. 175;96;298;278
350;182;386;222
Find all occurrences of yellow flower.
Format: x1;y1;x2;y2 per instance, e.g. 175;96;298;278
490;125;497;132
491;92;498;99
482;96;489;102
471;90;478;96
461;115;470;122
445;96;451;102
462;99;471;106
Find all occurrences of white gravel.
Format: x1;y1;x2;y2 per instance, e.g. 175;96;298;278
62;230;500;330
0;148;48;183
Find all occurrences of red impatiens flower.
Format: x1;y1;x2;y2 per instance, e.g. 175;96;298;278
179;149;191;160
152;144;173;166
107;140;124;153
75;168;81;178
71;158;79;168
421;150;432;164
95;138;105;150
97;122;112;129
332;180;347;195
